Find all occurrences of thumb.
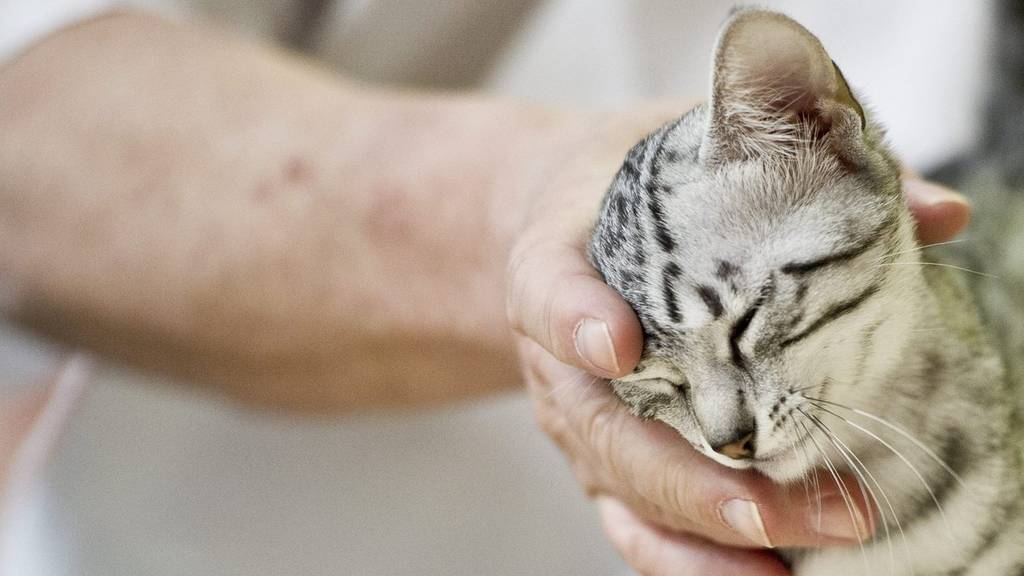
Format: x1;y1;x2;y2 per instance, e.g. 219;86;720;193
506;233;643;378
505;105;692;379
902;177;971;246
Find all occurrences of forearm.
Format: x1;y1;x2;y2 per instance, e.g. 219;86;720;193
0;12;560;410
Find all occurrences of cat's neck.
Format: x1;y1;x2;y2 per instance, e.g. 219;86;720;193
867;266;1016;508
799;267;1023;573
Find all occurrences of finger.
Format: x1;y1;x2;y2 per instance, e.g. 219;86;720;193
903;178;971;245
750;469;874;549
598;496;791;576
528;346;874;549
507;236;643;378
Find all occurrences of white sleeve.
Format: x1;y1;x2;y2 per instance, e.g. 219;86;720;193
0;0;125;64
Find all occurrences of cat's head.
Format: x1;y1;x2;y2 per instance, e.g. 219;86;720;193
589;9;923;481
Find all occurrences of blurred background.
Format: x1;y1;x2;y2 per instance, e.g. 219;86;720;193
0;1;994;574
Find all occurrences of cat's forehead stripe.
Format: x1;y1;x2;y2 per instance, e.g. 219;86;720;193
661;262;683;324
715;260;741;280
696;285;725;319
780;227;881;275
779;282;880;349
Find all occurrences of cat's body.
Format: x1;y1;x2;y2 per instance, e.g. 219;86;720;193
588;8;1024;575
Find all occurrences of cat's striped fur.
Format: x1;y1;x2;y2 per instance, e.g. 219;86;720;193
589;8;1023;575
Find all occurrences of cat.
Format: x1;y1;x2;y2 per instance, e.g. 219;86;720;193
587;7;1024;576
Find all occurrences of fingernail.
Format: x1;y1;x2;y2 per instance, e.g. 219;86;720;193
574;319;619;375
906;180;970;207
719;499;773;548
812;495;871;542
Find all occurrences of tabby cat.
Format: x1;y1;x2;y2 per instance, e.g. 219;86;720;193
588;7;1024;575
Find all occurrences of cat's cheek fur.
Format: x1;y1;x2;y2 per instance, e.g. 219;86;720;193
612;362;751;467
611;360;711;456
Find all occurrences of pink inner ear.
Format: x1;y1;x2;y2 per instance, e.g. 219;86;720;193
724;17;838;118
705;10;866;165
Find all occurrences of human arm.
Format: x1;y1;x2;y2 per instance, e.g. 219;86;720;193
0;11;556;410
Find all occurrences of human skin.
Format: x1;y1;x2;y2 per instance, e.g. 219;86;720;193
0;12;971;575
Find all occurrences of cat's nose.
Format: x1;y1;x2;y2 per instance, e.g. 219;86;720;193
711;430;756;460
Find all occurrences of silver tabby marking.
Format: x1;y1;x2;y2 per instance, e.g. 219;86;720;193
588;8;1024;575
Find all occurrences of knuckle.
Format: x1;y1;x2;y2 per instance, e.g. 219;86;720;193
504;243;533;334
526;384;571;448
638;458;712;533
506;247;560;355
506;234;585;363
662;463;693;516
532;404;565;443
583;400;626;480
541;290;562;359
504;230;548;321
518;341;551;384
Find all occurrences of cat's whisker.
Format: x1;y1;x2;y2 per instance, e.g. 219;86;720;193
791;382;827;395
788;416;825;541
798;409;871;574
794;417;827;550
783;417;815;523
543;373;588;402
804;409;903;576
804;413;875;529
814;409;918;576
807;432;824;541
804;399;957;544
570;375;604;408
805;396;968;491
544;372;600;403
874;261;1000;279
872;238;967;263
906;327;949;334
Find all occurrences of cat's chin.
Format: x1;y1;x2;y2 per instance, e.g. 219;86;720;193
745;448;813;484
696;442;810;483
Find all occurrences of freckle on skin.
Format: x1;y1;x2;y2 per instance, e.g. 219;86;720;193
251;156;313;202
252;183;274;202
285;156;312;185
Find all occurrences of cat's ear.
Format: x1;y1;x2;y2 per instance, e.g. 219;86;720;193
700;10;867;166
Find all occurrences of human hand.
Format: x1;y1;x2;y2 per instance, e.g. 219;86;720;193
506;105;971;576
